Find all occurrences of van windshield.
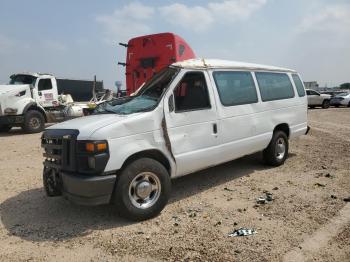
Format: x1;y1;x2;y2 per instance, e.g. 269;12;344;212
95;67;179;115
9;74;37;85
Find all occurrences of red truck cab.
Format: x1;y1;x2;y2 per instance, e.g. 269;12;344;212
125;32;196;95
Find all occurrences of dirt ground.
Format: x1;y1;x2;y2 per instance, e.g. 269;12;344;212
0;108;349;262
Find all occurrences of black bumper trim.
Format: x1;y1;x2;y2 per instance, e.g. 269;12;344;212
0;115;24;125
61;172;116;206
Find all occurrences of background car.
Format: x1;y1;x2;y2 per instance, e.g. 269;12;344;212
306;89;331;109
330;92;350;107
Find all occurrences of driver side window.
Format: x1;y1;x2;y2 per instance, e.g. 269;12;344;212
173;72;211;112
38;79;53;91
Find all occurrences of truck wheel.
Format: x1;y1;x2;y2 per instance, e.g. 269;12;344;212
23;110;45;133
322;100;330;109
348;102;350;107
114;158;171;221
263;131;289;166
0;125;12;132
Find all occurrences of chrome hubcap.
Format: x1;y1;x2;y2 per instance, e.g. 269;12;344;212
129;172;161;209
275;137;286;160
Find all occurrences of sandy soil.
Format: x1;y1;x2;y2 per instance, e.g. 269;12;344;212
0;108;349;262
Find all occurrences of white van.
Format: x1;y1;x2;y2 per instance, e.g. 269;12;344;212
41;59;308;220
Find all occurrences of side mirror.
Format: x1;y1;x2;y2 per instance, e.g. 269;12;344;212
168;94;174;112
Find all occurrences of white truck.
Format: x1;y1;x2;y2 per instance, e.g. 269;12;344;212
0;72;105;133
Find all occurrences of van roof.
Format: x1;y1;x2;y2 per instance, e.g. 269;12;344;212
172;58;296;73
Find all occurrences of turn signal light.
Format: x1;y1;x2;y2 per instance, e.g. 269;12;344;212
85;142;108;152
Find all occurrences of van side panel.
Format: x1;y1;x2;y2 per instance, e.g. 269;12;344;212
208;69;307;167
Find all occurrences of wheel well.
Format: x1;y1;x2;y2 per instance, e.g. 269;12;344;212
26;106;47;122
122;150;171;175
274;123;290;138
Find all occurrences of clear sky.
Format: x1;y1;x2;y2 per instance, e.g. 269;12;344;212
0;0;349;89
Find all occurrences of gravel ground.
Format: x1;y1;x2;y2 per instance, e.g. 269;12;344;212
0;108;349;261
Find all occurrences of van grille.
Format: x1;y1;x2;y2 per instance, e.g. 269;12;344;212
41;129;79;172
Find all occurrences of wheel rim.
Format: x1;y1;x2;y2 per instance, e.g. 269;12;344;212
29;117;41;129
275;137;286;160
128;172;161;209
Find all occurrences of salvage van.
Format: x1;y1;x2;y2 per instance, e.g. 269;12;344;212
41;59;308;220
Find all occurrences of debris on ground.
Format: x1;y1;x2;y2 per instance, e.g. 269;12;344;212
331;195;337;199
272;187;279;190
228;228;257;237
324;173;334;178
224;187;235;192
315;182;326;187
256;192;273;204
343;197;350;202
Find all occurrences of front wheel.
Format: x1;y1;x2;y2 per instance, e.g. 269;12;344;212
113;158;171;221
22;110;45;133
263;131;289;166
322;100;330;109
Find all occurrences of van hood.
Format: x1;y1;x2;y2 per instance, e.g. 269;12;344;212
47;114;126;138
46;112;159;140
0;84;30;95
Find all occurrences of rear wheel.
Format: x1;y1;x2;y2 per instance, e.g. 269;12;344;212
322;100;330;109
0;125;12;132
347;101;350;107
22;110;45;133
263;131;289;166
114;158;171;221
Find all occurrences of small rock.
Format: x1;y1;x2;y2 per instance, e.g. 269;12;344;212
224;187;235;192
227;197;233;201
321;165;327;170
189;213;197;218
331;195;337;199
233;222;238;226
234;250;241;254
174;222;179;227
343;197;350;202
214;221;222;226
272;187;279;190
145;236;151;240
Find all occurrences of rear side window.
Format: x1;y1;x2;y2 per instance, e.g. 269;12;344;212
174;72;211;112
213;71;258;106
292;74;306;97
255;72;295;101
38;79;53;91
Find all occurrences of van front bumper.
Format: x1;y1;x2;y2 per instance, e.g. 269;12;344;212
44;170;116;206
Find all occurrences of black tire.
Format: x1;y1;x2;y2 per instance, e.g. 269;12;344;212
43;167;62;197
0;125;12;132
263;131;289;166
309;106;315;109
23;110;45;133
114;158;171;221
348;102;350;108
322;100;330;109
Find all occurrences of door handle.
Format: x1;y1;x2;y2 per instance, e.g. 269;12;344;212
213;123;217;134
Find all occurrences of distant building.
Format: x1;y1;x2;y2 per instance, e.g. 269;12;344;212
304;81;319;90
